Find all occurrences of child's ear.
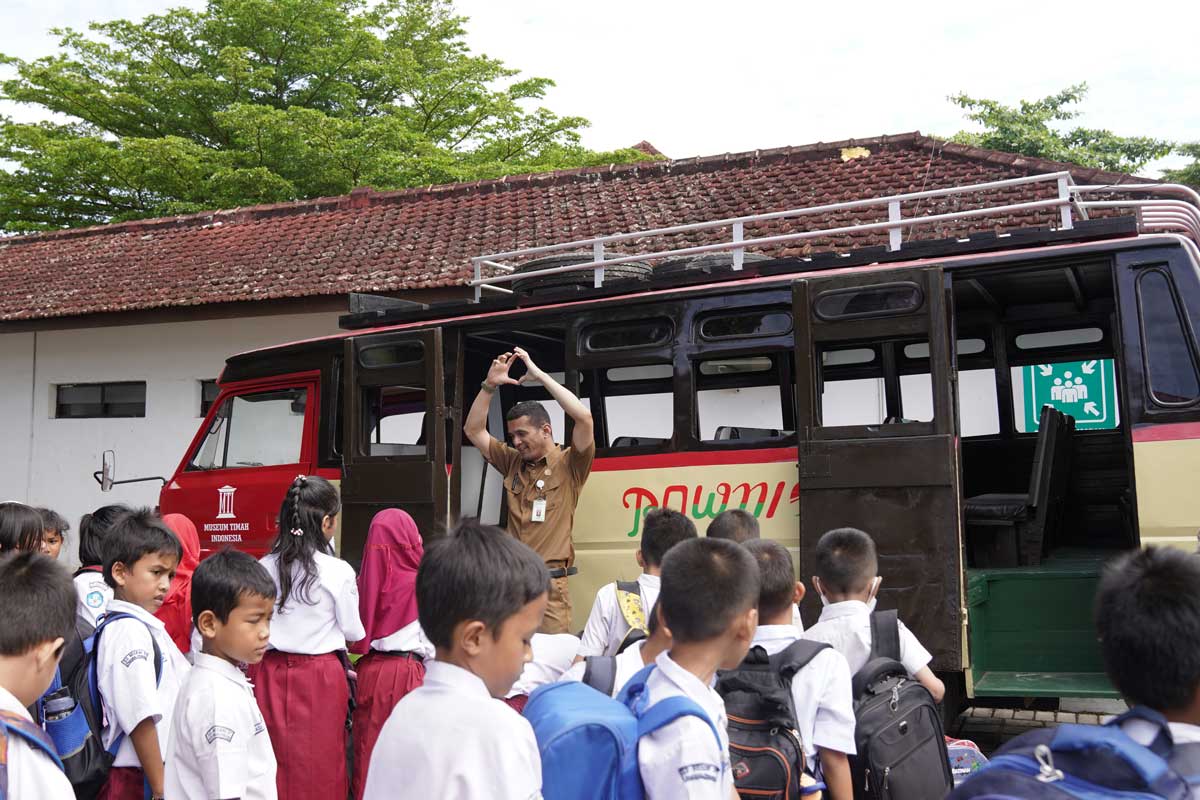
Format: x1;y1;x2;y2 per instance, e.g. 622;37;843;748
458;619;488;657
33;637;65;674
196;609;220;639
741;607;759;642
635;550;645;569
111;561;129;588
792;581;806;604
811;576;823;596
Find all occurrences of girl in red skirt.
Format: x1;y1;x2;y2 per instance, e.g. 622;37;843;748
255;475;365;800
349;508;430;799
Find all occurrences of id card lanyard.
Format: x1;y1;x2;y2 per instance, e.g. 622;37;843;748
532;479;547;523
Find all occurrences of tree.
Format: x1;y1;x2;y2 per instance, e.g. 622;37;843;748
0;0;653;231
948;83;1174;174
1163;143;1200;188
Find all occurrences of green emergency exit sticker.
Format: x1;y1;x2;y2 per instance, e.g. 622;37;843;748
1024;359;1119;430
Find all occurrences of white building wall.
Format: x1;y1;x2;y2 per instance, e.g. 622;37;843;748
0;311;342;563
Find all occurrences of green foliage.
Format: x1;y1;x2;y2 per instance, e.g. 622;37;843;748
948;83;1174;174
0;0;654;230
1163;142;1200;188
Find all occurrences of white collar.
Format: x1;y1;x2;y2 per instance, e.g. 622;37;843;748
105;599;167;630
424;660;492;699
752;624;801;646
193;651;253;689
654;650;715;697
815;599;871;623
637;573;661;589
0;686;31;719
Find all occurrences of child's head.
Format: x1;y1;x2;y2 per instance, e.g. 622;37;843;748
1096;547;1200;717
78;504;131;568
744;538;804;625
0;502;46;553
638;508;698;572
0;551;76;706
36;507;69;560
417;519;549;698
103;508;183;611
191;549;277;666
272;475;340;609
706;508;761;543
813;527;880;601
659;537;760;669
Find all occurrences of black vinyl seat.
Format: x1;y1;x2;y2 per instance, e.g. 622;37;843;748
964;405;1075;567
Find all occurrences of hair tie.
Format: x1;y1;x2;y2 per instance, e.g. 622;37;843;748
294;474;307;484
290;528;305;537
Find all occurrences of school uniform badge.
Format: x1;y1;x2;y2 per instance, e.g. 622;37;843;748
86;590;104;608
678;763;721;783
205;725;236;744
121;649;150;667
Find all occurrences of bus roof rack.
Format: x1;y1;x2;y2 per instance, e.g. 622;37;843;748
468;173;1200;302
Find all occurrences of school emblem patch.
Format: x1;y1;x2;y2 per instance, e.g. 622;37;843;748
86;591;104;608
205;726;235;744
678;763;720;783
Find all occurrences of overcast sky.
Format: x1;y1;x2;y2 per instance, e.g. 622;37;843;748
2;0;1197;176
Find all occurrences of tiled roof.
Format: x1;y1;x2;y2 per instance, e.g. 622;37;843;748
0;132;1149;322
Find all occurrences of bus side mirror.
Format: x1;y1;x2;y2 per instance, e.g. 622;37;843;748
100;450;115;492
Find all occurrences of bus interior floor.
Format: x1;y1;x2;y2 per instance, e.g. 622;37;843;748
950;698;1129;754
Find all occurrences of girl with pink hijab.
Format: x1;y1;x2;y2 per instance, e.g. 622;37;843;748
155;513;200;653
350;508;432;800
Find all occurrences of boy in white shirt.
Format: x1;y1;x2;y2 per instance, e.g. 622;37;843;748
578;508;696;659
0;551;76;799
802;528;944;702
165;549;278;800
96;509;191;800
562;600;672;697
638;537;759;800
362;520;549;800
742;539;855;799
708;510;805;630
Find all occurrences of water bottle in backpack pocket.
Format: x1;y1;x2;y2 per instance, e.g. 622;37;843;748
524;663;721;800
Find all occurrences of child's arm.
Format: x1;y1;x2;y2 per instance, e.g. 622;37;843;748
912;666;945;703
129;717;165;797
817;748;851;800
574;585;616;661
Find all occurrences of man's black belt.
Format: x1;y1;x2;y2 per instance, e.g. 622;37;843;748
547;566;579;579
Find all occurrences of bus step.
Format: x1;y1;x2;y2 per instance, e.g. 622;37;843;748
972;670;1118;699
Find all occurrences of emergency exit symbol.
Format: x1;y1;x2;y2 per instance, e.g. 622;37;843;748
217;485;237;519
1026;360;1118;430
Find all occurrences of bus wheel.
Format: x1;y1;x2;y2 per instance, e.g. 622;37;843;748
511;254;651;296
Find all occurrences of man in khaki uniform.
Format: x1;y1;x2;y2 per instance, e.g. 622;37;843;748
464;347;595;633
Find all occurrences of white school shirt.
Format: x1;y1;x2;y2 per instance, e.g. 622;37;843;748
96;599;191;768
792;604;805;632
802;600;932;677
73;570;113;630
0;686;74;799
259;552;366;653
578;574;660;657
164;652;277;800
1122;718;1200;800
638;651;733;800
370;618;436;659
751;624;857;766
560;639;648;697
507;633;581;698
362;660;543;800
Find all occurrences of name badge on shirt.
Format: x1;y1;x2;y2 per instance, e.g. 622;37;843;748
531;498;547;523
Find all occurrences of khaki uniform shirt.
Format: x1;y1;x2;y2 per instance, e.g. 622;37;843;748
486;438;595;564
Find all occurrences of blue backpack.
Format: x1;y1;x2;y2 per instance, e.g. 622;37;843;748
0;709;65;800
39;612;162;800
949;707;1200;799
524;663;722;800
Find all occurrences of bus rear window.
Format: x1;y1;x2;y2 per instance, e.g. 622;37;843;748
698;310;792;341
813;283;922;321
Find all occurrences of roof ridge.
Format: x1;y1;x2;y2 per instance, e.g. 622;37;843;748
913;133;1159;185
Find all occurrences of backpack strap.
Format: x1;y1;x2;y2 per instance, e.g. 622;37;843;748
89;612;163;757
0;710;66;795
1050;724;1182;796
771;639;831;681
582;655;619;696
637;696;723;751
1110;706;1200;784
868;610;901;662
615;581;647;635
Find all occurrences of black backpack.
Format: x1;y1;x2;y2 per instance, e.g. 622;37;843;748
850;611;951;800
582;655;620;697
716;639;831;799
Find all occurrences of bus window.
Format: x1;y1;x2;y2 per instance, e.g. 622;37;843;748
899;339;997;435
818;346;884;426
602;364;672;446
365;385;425;456
697;355;789;442
1137;268;1200;406
189;387;307;470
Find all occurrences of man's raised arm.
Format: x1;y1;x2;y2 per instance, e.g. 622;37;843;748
464;351;521;454
513;347;594;452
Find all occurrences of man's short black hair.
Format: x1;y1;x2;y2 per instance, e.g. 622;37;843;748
78;504;131;567
417;519;549;649
36;508;70;535
506;400;552;430
0;551;76;655
745;539;796;620
102;508;183;588
1095;547;1200;711
706;509;761;543
660;538;759;644
191;549;277;629
814;527;878;594
641;508;698;566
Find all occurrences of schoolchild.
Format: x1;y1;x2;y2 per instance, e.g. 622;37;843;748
255;475;365;800
37;507;70;560
504;633;582;712
0;501;45;552
362;519;549;800
95;508;191;800
560;599;672;697
0;551;77;799
744;539;855;799
577;507;696;659
164;549;278;800
155;514;201;654
801;528;944;702
349;508;432;800
705;508;760;544
639;537;759;799
74;504;130;632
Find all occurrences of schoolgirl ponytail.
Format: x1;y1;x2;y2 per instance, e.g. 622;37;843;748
272;474;341;609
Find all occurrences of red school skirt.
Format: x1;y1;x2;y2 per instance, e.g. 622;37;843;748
97;766;145;800
350;651;426;800
251;650;349;800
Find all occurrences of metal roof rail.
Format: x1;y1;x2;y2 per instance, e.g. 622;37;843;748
1071;184;1200;244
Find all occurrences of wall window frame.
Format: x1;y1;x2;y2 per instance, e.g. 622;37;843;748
55;381;147;419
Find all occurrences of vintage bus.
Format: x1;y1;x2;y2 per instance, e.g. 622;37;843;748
143;173;1200;718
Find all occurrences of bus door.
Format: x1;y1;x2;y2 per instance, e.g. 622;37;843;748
341;328;448;564
793;266;964;670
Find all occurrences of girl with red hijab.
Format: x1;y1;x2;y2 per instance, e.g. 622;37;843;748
155;513;200;653
350;508;431;800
